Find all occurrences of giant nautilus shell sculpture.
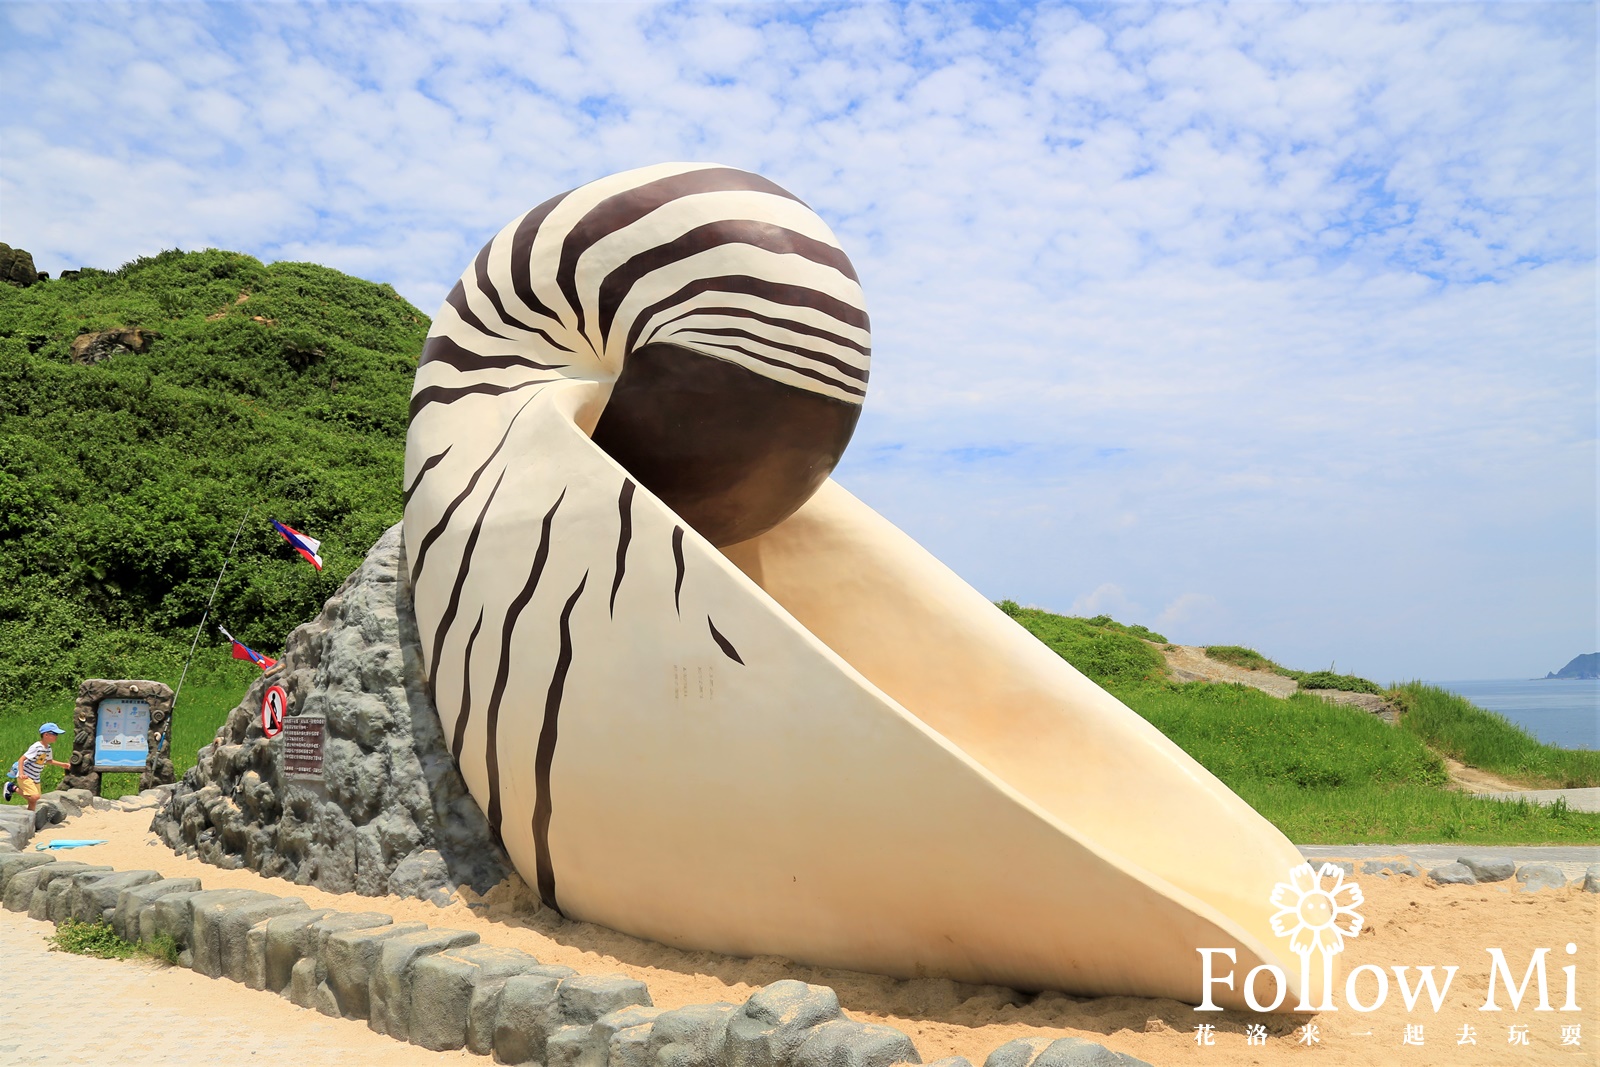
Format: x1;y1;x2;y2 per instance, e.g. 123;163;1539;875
404;163;1305;1008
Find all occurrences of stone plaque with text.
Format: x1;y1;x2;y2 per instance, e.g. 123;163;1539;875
281;717;325;781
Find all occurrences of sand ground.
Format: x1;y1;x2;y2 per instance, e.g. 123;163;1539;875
0;907;476;1065
11;809;1598;1067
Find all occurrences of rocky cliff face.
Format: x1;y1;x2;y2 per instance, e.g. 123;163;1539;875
152;525;514;903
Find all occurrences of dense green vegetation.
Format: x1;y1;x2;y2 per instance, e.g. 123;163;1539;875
1392;682;1600;788
1001;609;1599;844
0;249;425;701
1130;682;1447;790
995;601;1168;688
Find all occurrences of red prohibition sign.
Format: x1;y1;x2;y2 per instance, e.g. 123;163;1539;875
261;684;287;739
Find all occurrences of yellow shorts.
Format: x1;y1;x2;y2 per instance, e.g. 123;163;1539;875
18;777;40;799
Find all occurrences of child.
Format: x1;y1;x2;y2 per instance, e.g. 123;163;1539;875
5;723;71;810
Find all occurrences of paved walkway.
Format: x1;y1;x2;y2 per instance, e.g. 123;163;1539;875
1472;786;1600;813
1299;844;1600;878
0;909;473;1066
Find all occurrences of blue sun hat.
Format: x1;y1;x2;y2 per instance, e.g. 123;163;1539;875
39;722;65;736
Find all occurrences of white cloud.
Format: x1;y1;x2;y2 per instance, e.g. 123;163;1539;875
1071;583;1140;620
0;0;1591;679
1156;594;1218;636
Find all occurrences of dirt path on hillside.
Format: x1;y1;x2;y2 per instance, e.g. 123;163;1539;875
1152;648;1543;792
1157;648;1400;724
1157;644;1299;697
1443;757;1530;794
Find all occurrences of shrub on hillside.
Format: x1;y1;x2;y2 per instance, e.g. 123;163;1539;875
995;603;1168;690
1293;670;1384;695
1204;645;1279;672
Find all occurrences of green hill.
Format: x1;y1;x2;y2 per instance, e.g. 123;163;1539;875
0;248;427;700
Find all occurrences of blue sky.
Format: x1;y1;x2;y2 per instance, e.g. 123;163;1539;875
2;1;1593;682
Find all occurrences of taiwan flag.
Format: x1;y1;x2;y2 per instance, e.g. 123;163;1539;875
218;625;278;670
272;520;324;570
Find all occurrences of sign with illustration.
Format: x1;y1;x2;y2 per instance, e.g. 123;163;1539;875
261;684;287;739
93;697;150;771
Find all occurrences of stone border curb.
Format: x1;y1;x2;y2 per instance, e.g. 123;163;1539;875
0;854;1150;1067
1408;854;1600;891
1297;852;1599;893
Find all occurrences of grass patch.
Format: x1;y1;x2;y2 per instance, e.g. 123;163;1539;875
997;602;1167;689
1229;782;1599;844
1119;682;1599;843
1;658;253;802
1392;682;1600;788
1203;645;1280;672
141;931;182;965
1292;671;1384;695
48;919;180;964
1201;645;1383;693
50;919;137;958
1079;614;1167;644
1121;682;1448;789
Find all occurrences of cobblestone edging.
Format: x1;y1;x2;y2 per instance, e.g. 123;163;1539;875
1310;855;1600;891
0;853;1152;1067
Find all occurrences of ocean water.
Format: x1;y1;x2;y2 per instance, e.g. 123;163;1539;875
1429;678;1600;751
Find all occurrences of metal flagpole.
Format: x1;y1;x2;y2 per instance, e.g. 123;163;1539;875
164;502;254;751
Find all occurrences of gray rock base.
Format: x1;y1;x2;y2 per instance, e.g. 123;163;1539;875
151;525;513;904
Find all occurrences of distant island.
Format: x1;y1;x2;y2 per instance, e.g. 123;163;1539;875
1546;653;1600;680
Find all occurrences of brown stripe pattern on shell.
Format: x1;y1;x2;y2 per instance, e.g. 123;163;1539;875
403;163;870;909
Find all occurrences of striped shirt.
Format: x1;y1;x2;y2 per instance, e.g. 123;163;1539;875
20;740;51;781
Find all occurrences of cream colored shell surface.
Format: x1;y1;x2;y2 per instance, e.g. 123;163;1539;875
404;164;1307;1009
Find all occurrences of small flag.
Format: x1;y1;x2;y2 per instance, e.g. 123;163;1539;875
218;625;278;670
272;520;324;570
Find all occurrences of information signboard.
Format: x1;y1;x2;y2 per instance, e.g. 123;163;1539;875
281;717;325;780
94;698;151;771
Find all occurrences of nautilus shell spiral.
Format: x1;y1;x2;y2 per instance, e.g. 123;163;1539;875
404;163;1305;1008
